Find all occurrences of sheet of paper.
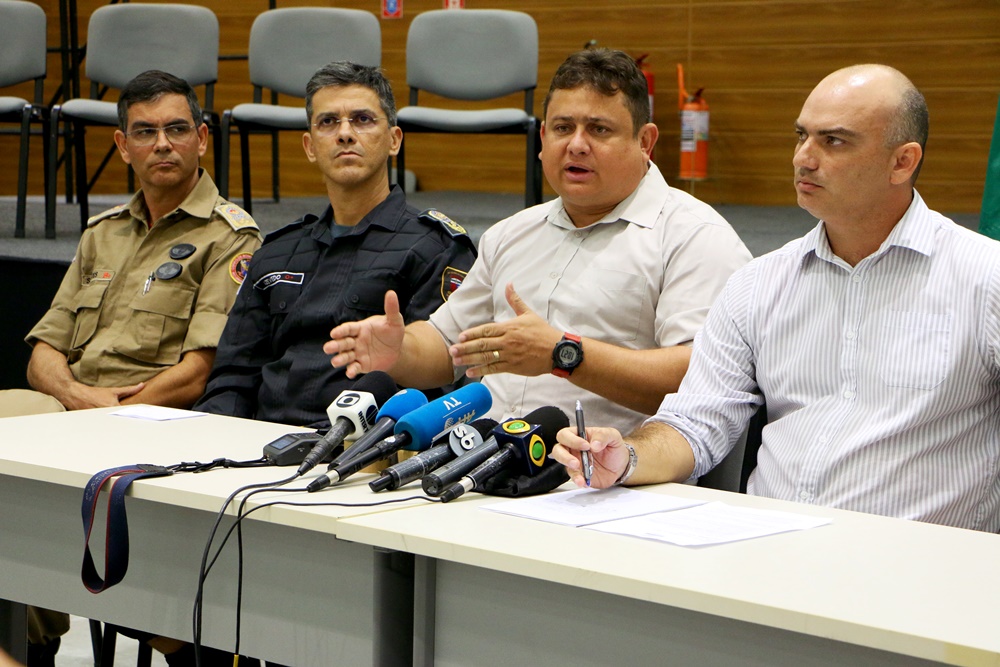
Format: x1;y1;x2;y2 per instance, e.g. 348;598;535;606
588;501;831;546
482;487;705;527
110;406;207;421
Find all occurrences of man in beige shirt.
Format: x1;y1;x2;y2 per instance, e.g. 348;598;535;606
7;70;260;416
3;70;260;667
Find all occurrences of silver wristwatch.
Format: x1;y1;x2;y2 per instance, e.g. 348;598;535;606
613;442;638;486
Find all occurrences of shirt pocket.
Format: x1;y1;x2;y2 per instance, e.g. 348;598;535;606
69;282;109;359
114;284;196;365
268;283;303;316
343;277;395;318
877;311;952;389
571;268;646;343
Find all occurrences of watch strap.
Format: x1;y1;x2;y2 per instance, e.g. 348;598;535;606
613;442;638;486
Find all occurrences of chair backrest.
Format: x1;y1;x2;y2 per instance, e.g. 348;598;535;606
0;0;46;91
85;3;219;91
248;8;381;99
406;9;537;102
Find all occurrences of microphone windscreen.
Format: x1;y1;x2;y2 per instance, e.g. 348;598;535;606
521;405;570;434
377;388;428;421
395;382;493;451
351;371;400;407
481;405;571;498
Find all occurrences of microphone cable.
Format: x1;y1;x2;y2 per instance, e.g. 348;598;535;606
192;486;440;665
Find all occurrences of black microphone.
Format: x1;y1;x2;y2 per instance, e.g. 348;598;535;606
422;406;567;497
421;427;501;497
439;406;569;503
369;418;497;492
306;383;493;491
295;372;398;476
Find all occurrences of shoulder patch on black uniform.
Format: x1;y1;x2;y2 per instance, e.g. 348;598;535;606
441;266;468;301
215;203;260;233
420;209;467;237
87;203;129;228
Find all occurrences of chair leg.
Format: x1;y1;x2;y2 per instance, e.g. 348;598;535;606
270;130;280;203
46;107;60;239
240;126;253;215
98;624;117;667
89;619;103;666
73;121;89;231
41;114;52;239
15;104;31;238
395;139;406;192
218;111;232;199
525;119;542;207
136;639;152;667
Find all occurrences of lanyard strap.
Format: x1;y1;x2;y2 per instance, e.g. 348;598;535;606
81;464;173;593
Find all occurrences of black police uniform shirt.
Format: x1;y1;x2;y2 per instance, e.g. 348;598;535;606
194;186;476;427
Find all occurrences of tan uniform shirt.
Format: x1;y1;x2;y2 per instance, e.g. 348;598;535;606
26;171;262;387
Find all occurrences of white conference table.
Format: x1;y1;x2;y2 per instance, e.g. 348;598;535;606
0;407;432;666
3;408;1000;667
335;483;1000;667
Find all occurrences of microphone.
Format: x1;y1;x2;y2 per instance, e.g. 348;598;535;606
439;406;569;503
324;388;427;471
369;418;497;492
306;382;492;491
422;406;567;497
295;372;398;476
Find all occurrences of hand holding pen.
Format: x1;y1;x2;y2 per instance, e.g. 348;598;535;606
575;400;593;487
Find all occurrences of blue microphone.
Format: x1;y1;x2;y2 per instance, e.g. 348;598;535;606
306;383;492;491
325;388;427;470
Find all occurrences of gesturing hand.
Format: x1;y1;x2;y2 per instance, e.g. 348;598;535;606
449;283;563;378
324;290;406;379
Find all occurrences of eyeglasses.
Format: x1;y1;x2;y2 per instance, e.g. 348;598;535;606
312;113;383;135
125;123;198;146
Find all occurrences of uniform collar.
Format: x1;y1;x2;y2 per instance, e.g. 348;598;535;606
546;162;665;231
127;169;219;226
309;185;408;245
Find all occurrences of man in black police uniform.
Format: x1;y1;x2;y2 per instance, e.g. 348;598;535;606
195;62;476;425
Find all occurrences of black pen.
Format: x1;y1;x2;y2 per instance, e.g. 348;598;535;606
576;400;592;487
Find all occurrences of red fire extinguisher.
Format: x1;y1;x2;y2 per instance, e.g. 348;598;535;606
677;63;708;181
635;53;655;159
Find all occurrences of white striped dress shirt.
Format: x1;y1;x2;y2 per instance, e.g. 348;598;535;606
652;192;1000;531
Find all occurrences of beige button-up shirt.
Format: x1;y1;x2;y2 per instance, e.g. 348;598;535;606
27;171;262;387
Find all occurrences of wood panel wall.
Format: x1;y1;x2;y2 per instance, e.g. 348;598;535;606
3;0;998;213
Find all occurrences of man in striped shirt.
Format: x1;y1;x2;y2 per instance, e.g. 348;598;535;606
555;64;1000;532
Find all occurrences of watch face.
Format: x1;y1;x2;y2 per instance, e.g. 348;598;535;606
556;343;581;367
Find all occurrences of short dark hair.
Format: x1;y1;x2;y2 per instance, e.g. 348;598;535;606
543;48;650;137
886;85;929;183
117;70;202;131
305;61;397;126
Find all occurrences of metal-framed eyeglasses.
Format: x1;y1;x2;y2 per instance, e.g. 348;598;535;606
125;123;198;146
312;113;383;135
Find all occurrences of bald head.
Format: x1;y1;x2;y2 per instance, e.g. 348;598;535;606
814;65;928;181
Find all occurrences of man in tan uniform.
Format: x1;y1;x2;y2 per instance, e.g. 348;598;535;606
3;70;260;667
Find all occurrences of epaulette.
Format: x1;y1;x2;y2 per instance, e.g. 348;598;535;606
87;203;129;228
263;215;314;243
214;202;260;234
419;209;468;238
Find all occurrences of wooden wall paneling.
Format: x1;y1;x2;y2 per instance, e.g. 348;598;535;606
3;0;998;214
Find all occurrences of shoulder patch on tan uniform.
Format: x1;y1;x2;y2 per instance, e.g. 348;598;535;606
215;203;260;234
87;203;129;228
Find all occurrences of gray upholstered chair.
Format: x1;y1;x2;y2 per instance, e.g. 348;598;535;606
0;0;48;238
218;7;381;214
47;3;219;234
395;9;541;207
